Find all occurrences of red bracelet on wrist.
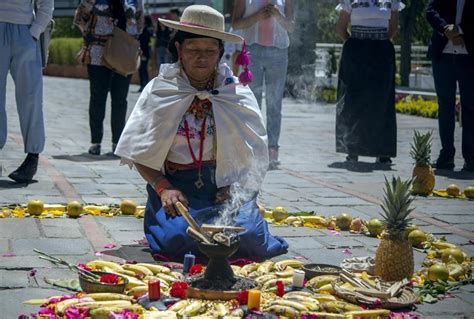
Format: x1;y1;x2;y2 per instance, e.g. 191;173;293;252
154;179;172;196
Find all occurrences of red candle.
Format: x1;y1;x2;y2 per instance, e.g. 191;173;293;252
148;278;161;301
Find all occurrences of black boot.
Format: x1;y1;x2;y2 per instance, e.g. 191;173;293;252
8;153;39;183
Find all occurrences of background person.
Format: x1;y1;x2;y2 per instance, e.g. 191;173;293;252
115;5;288;260
232;0;295;169
74;0;144;156
137;15;153;93
335;0;403;164
0;0;54;183
426;0;474;172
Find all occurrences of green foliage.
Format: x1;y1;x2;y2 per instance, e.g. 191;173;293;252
51;17;82;38
396;96;438;118
48;38;83;65
312;86;337;103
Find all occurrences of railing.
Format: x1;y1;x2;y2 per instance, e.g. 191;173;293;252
314;43;434;91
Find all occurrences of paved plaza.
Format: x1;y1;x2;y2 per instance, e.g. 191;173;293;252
0;75;473;318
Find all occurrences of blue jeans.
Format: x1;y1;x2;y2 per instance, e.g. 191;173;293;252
248;44;288;149
156;46;171;72
432;54;474;164
0;23;44;153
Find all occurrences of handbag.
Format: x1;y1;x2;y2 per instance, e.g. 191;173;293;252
102;26;141;77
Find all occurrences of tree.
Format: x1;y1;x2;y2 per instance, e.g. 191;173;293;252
398;0;429;87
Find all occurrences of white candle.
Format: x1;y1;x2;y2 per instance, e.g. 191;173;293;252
292;269;305;288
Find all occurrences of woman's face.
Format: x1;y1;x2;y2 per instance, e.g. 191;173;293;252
176;38;220;82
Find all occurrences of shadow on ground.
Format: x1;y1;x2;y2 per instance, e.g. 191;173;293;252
102;245;156;263
434;168;474;180
52;153;119;162
0;179;37;189
328;161;394;173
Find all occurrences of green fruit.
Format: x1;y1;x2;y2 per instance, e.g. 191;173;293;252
464;186;474;199
441;248;464;264
120;200;137;215
407;230;427;247
336;213;352;230
404;224;418;239
67;201;83;218
272;207;289;222
27;200;44;216
367;218;384;237
428;264;449;282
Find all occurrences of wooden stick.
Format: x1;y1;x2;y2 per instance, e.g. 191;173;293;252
176;202;202;232
201;224;246;234
186;227;212;244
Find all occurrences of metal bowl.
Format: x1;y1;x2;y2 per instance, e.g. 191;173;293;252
303;263;342;279
78;271;128;293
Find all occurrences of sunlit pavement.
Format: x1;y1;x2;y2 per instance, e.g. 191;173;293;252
1;75;473;317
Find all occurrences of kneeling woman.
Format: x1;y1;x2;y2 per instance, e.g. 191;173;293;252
115;5;288;260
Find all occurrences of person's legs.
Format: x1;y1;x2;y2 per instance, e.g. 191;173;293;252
87;65;111;154
432;54;457;168
0;23;12;150
456;55;474;170
263;47;288;152
8;24;43;183
248;44;265;109
138;58;149;90
10;25;44;154
110;72;131;147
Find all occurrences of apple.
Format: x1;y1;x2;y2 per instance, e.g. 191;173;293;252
67;201;83;218
27;199;44;216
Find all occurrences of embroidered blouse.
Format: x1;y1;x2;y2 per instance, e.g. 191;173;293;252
336;0;404;29
167;107;216;165
74;0;144;66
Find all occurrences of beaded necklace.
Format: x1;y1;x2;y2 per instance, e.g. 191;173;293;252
183;71;216;188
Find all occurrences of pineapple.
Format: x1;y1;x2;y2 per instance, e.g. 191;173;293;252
410;130;435;196
375;177;415;282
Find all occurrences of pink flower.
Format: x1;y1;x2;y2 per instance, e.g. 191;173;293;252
77;264;92;271
342;248;353;256
64;306;89;319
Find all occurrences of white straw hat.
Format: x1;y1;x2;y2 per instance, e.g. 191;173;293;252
159;5;243;43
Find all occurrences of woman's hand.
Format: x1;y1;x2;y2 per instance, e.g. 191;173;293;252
215;186;231;204
256;5;273;20
160;189;189;217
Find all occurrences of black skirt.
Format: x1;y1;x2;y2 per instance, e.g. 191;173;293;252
336;37;397;158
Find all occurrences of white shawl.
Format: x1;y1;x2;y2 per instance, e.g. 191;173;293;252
115;63;269;191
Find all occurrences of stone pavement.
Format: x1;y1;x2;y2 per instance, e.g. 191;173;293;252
0;75;473;318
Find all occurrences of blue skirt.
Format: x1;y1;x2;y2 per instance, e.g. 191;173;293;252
144;166;288;260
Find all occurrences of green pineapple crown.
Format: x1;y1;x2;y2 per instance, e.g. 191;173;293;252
409;130;433;166
380;176;415;235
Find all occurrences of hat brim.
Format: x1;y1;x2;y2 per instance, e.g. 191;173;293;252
159;18;243;43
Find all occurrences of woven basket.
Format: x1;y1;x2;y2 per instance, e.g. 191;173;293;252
332;278;417;309
79;271;128;294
